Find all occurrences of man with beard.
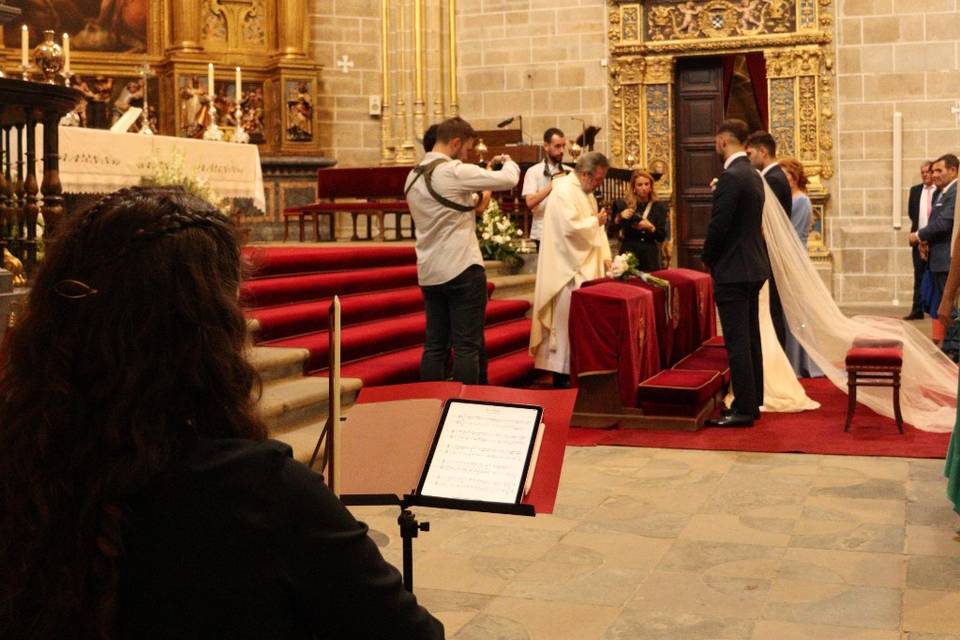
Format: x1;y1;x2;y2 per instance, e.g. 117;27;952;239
522;128;572;250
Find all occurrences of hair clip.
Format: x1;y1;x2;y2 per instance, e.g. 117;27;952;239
53;279;99;299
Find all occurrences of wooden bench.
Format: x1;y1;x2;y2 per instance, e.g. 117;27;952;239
283;166;415;242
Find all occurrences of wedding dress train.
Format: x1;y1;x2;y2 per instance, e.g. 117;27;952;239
725;280;820;413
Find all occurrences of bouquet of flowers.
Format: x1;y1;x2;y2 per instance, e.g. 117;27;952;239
607;252;642;280
476;199;523;264
140;148;229;213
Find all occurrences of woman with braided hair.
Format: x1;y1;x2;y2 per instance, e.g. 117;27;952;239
0;187;443;639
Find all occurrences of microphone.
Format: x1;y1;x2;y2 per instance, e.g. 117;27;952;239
496;117;515;128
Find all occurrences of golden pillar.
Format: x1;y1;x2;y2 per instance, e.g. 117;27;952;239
447;0;458;116
413;0;426;138
381;0;396;164
277;0;308;59
168;0;202;53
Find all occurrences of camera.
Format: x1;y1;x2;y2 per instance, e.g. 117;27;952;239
491;160;503;171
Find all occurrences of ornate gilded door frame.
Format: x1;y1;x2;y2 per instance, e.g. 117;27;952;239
607;0;835;260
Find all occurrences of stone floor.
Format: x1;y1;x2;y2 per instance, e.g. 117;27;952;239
348;446;960;640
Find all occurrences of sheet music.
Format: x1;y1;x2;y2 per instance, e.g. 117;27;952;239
420;401;540;503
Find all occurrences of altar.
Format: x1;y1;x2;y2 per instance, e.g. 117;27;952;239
54;127;266;212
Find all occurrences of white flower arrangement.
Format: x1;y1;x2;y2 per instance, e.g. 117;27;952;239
476;199;523;265
139;148;229;213
607;252;642;280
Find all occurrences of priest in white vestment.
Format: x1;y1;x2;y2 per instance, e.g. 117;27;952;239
530;152;612;385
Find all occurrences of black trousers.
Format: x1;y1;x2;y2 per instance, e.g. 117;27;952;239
768;275;787;349
715;280;765;415
910;245;925;315
420;264;488;385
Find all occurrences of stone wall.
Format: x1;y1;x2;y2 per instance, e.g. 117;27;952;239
455;1;609;152
833;0;960;305
309;0;383;167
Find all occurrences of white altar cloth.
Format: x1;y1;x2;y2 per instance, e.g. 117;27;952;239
43;127;266;212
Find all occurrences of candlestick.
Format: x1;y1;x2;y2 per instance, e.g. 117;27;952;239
235;66;241;97
63;33;70;76
207;62;214;95
21;25;28;68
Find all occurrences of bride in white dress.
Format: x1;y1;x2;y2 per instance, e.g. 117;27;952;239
744;174;957;431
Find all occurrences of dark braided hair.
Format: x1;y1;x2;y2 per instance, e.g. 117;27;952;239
0;186;266;639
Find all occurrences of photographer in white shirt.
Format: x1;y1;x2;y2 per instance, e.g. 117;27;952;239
522;128;571;250
405;117;520;384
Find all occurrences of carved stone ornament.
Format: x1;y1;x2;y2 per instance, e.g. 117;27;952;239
643;0;796;42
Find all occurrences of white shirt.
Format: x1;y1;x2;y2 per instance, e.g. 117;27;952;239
760;161;779;176
521;159;570;241
919;184;936;229
724;151;748;170
405;151;520;286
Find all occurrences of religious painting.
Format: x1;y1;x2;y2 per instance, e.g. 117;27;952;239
6;0;149;52
65;74;158;132
285;79;313;143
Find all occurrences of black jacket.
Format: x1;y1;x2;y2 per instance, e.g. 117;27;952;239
918;181;957;274
611;199;668;245
908;183;923;233
118;437;443;640
764;164;793;219
701;155;770;284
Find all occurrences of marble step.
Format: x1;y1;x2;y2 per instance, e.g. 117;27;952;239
247;345;309;382
488;272;536;304
258;374;363;434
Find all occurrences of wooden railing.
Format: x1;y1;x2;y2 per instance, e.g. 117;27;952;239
0;78;82;272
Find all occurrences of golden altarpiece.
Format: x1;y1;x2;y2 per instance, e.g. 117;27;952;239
1;0;321;156
607;0;835;272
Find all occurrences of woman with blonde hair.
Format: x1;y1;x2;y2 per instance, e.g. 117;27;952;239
611;169;668;272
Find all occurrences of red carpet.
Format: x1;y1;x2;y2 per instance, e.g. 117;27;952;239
568;378;952;459
243;246;536;387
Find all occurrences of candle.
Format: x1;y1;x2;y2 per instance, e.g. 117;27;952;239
21;25;28;68
207;62;214;95
235;66;241;101
63;33;70;75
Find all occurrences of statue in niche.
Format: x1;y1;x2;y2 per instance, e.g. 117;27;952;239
286;81;313;142
179;77;211;138
241;86;266;144
214;87;236;127
112;79;143;124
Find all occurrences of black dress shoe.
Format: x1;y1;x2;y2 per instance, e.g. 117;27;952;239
722;407;760;419
552;373;570;388
902;312;924;320
705;413;755;427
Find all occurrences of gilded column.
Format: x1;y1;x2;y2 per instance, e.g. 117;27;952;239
277;0;308;59
641;56;675;195
434;0;446;120
168;0;202;52
413;0;426;138
396;1;416;163
447;0;458;116
380;0;396;164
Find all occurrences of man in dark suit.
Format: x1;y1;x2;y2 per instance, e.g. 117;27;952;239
905;161;935;320
912;154;959;352
702;119;770;428
746;131;790;349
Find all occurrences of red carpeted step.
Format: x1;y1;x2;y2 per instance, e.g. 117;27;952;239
248;282;498;341
330;319;534;388
243;246;416;278
269;299;531;372
487;349;537;387
241;265;419;307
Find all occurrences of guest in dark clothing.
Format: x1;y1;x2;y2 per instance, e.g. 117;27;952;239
0;187;443;640
610;169;668;272
905;161;936;320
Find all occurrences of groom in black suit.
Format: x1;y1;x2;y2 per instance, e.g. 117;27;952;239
702;119;770;427
746;131;790;349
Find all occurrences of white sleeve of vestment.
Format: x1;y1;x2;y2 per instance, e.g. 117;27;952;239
551;186;602;251
450;160;520;193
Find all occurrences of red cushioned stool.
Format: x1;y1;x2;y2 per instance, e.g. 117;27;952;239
844;338;904;434
636;369;722;417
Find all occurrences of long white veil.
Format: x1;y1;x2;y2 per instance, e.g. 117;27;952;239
761;182;958;433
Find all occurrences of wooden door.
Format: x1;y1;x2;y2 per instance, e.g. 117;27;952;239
674;57;725;271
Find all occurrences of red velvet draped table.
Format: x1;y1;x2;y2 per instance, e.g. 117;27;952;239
651;268;717;363
569;281;660;408
582;277;674;367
